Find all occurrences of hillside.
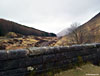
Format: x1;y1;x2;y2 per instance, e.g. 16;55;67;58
54;12;100;46
0;19;56;37
79;12;100;33
0;36;57;50
57;12;100;37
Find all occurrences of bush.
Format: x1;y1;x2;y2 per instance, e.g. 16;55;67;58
77;56;84;66
6;32;17;38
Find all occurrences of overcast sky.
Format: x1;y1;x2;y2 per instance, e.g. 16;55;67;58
0;0;100;34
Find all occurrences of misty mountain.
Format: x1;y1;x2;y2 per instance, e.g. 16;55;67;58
57;28;69;37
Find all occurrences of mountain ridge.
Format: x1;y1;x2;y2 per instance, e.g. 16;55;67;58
54;12;100;46
0;18;56;37
57;12;100;37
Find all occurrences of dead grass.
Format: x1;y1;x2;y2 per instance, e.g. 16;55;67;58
0;36;57;50
55;63;100;76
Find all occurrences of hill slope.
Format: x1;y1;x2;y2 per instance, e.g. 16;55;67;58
54;12;100;46
0;36;57;50
57;12;100;37
0;19;56;37
78;12;100;32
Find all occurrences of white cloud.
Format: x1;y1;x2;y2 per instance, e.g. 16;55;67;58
0;0;100;34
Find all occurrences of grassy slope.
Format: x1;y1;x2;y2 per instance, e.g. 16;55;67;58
0;36;57;50
55;64;100;76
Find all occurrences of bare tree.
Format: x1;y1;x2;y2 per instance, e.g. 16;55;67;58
67;23;80;44
67;22;94;44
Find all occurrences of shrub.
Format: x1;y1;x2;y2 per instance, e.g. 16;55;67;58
77;56;84;66
6;32;17;38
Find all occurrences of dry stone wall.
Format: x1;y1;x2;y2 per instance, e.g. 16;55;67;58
0;43;100;76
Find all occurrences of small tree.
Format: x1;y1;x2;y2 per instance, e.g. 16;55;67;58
67;22;94;44
67;23;81;44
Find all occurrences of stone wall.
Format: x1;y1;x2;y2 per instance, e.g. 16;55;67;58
0;43;100;76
